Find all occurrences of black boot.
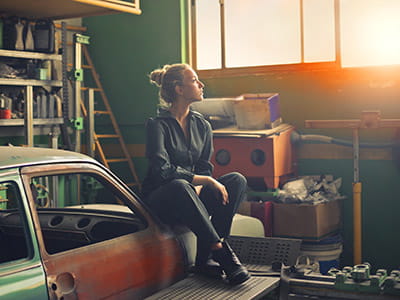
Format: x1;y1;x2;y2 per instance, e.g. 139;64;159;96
212;241;251;285
194;242;223;279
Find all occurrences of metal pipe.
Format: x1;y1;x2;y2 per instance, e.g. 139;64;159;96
353;128;360;182
74;35;82;153
87;89;95;158
352;128;362;265
291;131;398;148
353;182;362;265
25;86;34;147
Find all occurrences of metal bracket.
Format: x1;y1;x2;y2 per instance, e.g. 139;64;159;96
68;68;83;81
71;117;84;130
75;34;90;45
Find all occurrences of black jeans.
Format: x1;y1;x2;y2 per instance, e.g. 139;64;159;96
144;172;247;246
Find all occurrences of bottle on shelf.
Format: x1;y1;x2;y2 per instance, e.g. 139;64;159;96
25;22;35;51
15;19;25;51
0;94;12;119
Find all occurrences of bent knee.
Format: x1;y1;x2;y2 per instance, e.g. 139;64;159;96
228;172;247;186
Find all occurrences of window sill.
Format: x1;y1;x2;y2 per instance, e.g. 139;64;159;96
196;62;400;79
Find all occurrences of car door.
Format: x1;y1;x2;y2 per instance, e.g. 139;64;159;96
0;170;49;300
21;162;185;300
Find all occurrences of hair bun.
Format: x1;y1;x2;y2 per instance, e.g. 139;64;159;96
149;69;164;86
150;64;173;86
149;63;189;105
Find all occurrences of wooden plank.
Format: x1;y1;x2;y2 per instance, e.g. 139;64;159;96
378;119;400;128
0;0;141;20
0;49;61;60
305;120;361;129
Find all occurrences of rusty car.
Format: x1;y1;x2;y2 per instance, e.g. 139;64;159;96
0;146;189;299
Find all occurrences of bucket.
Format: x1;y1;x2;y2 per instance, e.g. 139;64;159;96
300;234;343;274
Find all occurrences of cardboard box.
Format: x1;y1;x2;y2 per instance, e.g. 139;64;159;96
241;93;282;127
273;200;341;240
233;93;282;129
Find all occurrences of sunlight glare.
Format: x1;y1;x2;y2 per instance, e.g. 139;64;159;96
341;0;400;67
365;18;400;66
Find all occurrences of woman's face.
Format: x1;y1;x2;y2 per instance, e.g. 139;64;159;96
180;68;205;103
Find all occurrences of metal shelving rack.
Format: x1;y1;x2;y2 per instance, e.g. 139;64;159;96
0;49;64;146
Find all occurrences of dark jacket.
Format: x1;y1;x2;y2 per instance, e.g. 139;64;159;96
141;109;214;197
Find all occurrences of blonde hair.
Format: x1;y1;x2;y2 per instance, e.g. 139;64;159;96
149;63;190;105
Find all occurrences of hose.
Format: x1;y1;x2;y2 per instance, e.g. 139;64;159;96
291;131;399;148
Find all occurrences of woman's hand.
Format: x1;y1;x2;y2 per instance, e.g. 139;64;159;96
192;175;229;205
194;185;203;195
208;178;229;205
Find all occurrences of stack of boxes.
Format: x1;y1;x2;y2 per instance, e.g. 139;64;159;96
203;93;342;242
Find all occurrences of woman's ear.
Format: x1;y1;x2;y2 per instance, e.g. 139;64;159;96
175;84;184;96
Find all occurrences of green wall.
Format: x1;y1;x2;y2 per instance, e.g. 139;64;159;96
84;0;182;137
83;0;183;178
83;1;400;271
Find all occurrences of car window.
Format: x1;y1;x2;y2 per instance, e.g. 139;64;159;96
29;172;147;255
31;173;124;209
0;181;31;264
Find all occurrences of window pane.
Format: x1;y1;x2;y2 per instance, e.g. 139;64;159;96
31;174;125;209
30;173;147;254
341;0;400;67
304;0;335;62
196;0;221;70
0;182;30;264
224;0;301;67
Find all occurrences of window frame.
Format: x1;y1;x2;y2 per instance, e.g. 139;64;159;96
20;162;152;256
188;0;342;78
0;180;34;264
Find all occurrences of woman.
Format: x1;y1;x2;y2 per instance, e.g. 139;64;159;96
142;63;250;285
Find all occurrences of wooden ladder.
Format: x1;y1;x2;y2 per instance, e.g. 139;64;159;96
80;45;141;191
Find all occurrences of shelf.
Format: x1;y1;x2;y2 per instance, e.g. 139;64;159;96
0;0;141;20
0;50;63;87
0;118;64;126
0;78;63;87
0;50;62;61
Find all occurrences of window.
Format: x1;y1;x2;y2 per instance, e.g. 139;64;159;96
29;172;147;255
0;182;31;264
193;0;336;71
223;0;302;67
31;173;124;209
340;0;400;67
192;0;400;72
